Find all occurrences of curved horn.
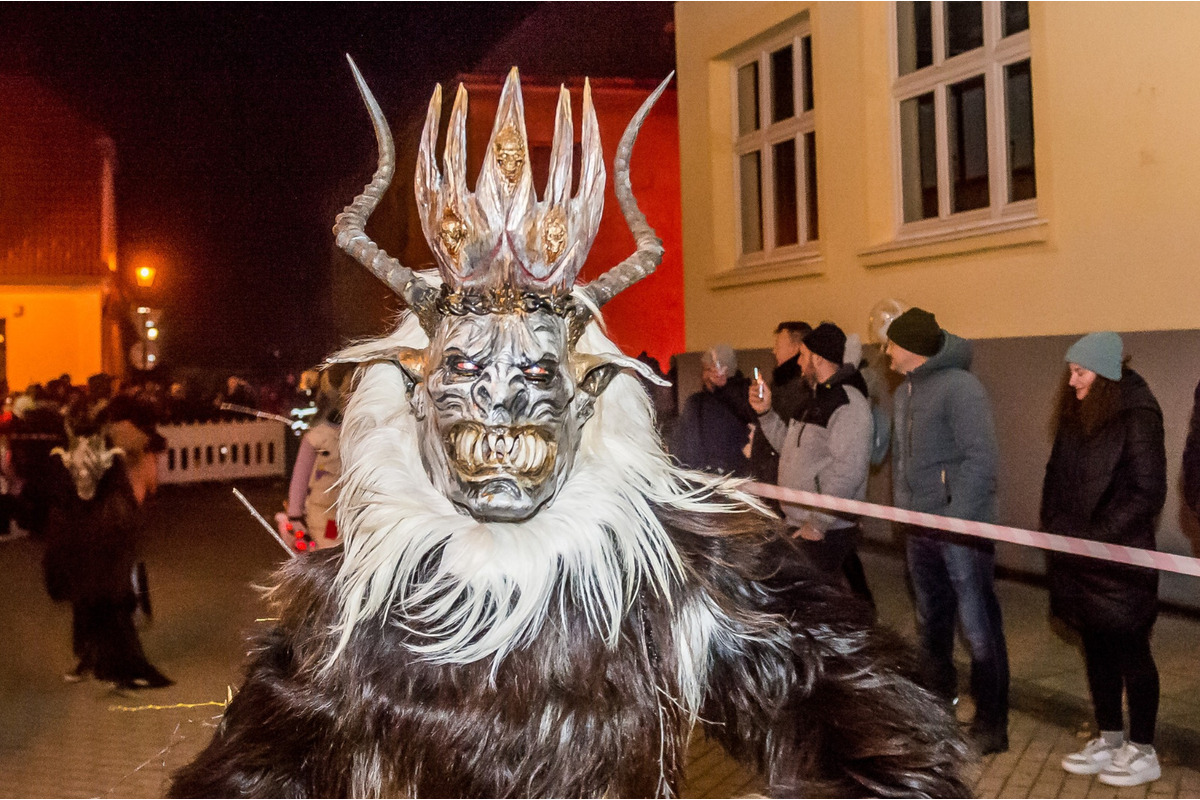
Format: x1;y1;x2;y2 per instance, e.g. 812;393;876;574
333;56;435;312
581;73;673;308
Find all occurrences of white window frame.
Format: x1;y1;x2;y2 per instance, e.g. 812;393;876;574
732;25;819;270
891;2;1035;239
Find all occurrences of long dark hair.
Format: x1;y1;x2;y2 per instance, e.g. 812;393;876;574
1054;366;1124;437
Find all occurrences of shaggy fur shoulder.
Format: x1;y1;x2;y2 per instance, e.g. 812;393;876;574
171;502;972;799
169;546;691;798
658;501;974;798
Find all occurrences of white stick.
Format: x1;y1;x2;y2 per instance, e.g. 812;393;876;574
232;488;297;558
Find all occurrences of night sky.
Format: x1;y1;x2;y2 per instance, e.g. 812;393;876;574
1;3;551;374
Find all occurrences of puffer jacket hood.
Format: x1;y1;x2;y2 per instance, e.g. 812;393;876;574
912;332;973;376
1119;369;1161;417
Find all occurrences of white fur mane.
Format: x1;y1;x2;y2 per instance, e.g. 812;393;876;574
328;311;747;675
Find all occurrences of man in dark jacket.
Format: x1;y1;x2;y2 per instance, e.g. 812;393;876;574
885;307;1010;755
671;344;756;476
749;321;812;483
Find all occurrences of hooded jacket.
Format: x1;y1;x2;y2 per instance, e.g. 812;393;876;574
1042;369;1166;633
760;364;872;533
891;333;998;524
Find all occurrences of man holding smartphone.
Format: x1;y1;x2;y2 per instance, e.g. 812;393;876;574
749;323;873;602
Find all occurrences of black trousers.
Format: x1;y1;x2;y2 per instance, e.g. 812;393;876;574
794;523;875;607
1080;627;1159;745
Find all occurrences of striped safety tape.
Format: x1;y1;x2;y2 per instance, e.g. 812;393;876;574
744;482;1200;578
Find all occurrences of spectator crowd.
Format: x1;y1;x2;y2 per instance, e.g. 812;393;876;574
667;306;1200;788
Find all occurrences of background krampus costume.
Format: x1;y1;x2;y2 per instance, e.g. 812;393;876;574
170;62;972;798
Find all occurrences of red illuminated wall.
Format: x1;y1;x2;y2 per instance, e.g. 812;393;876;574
404;76;684;369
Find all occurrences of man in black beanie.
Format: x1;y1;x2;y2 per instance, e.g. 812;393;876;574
884;307;1010;755
750;322;874;605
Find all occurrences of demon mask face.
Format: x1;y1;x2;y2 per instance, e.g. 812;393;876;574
413;310;607;521
333;60;669;523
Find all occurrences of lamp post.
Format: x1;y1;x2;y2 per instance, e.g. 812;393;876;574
128;254;162;371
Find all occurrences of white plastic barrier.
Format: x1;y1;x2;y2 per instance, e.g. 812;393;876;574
157;419;287;484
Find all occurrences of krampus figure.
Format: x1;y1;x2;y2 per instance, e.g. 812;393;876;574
170;61;972;798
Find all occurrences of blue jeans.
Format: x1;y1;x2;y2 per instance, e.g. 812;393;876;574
906;529;1010;732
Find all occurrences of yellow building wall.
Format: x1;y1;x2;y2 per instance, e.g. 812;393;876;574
0;285;104;390
676;1;1200;352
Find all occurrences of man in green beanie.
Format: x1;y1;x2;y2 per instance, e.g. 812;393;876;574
884;307;1010;755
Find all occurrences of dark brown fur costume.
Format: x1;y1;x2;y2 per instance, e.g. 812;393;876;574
170;496;971;798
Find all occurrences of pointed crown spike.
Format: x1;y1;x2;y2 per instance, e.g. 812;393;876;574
341;63;671;325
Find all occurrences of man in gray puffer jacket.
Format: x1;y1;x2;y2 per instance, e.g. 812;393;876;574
751;323;874;602
884;307;1010;756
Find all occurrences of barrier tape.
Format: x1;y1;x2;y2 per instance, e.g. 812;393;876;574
744;482;1200;579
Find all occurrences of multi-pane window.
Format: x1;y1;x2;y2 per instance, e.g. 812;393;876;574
894;1;1035;227
735;28;818;263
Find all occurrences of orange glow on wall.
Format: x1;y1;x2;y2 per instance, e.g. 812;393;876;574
0;286;103;390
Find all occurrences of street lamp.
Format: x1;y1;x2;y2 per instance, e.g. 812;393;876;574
127;252;163;371
135;264;157;288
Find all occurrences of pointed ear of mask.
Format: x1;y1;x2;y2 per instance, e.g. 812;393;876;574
573;350;670;400
394;347;427;389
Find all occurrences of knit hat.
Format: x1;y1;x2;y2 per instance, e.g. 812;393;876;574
1065;331;1123;381
887;307;943;357
803;322;847;365
701;343;737;376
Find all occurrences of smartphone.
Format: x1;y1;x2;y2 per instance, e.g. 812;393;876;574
753;367;763;398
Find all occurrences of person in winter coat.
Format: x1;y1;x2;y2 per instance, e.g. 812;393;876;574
884;307;1010;755
671;344;756;477
751;322;874;604
1044;332;1166;787
43;413;173;689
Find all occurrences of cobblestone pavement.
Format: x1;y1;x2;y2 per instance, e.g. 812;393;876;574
1;480;1198;798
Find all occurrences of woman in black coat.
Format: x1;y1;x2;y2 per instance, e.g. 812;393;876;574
1041;332;1165;788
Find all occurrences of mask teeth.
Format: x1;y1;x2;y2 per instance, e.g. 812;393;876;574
453;426;552;475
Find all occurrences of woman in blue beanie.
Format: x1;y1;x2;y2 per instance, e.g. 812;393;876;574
1042;332;1166;787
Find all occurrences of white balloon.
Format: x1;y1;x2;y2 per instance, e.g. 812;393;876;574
867;298;909;345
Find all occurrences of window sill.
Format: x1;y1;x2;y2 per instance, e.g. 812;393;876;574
708;251;824;289
858;216;1048;268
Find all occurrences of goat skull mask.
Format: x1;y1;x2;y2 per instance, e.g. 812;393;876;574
334;60;669;521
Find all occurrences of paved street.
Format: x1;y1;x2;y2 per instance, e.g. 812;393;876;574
1;479;1199;798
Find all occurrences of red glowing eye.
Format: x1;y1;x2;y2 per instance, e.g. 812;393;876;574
524;364;554;382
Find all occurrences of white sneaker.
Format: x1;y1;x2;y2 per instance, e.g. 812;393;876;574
1061;737;1120;775
1098;743;1161;787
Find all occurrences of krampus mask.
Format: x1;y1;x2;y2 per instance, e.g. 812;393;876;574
335;60;667;524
